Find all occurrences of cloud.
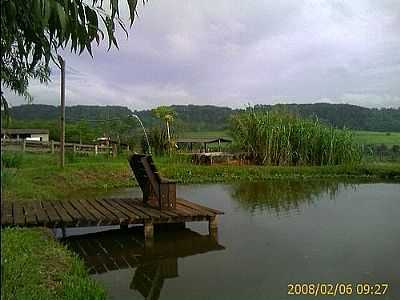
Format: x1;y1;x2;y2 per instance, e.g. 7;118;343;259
5;0;400;109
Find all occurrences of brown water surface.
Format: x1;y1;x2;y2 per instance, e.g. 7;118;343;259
63;180;400;300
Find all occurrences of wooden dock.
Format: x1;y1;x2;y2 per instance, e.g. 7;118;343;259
1;197;223;239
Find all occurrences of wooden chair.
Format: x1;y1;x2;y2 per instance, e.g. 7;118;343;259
128;154;176;210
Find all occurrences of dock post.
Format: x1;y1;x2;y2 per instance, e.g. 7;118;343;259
144;222;154;240
208;216;218;239
144;222;154;248
61;227;66;238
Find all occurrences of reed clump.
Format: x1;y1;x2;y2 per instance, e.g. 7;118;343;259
230;109;361;166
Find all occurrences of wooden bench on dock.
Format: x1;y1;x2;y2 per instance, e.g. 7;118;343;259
128;154;176;210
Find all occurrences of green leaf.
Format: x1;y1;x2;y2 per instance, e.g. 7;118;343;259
56;3;67;35
127;0;138;26
43;0;51;26
7;1;17;22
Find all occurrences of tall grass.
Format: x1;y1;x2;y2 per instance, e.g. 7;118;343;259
230;109;361;166
1;151;24;168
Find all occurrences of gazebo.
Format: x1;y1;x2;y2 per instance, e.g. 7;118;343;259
176;137;232;153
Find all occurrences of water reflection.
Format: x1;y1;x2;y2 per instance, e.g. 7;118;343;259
64;226;225;300
230;180;352;214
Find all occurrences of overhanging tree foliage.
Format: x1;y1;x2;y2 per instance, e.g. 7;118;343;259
1;0;142;110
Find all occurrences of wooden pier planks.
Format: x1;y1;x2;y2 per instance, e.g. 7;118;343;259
1;198;223;228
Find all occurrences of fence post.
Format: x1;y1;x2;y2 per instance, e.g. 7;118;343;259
112;144;117;158
94;145;98;156
73;144;77;153
126;144;130;152
51;140;55;153
22;140;26;152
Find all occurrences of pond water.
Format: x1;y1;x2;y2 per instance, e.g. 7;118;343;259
63;180;400;300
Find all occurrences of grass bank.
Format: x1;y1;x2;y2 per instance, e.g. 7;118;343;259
1;227;106;300
2;151;400;201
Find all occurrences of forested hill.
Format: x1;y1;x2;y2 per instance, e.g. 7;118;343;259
7;103;400;132
8;104;132;121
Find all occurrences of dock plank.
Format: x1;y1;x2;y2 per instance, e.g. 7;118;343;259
60;201;84;226
177;200;214;217
52;201;74;225
96;199;130;224
113;198;151;220
23;201;38;225
125;200;169;221
76;199;108;225
2;201;14;225
41;201;61;225
69;200;98;225
175;202;199;217
83;200;119;224
13;202;25;226
1;202;5;224
32;201;50;225
178;198;223;214
103;199;142;223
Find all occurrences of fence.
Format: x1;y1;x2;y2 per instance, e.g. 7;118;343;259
1;139;118;157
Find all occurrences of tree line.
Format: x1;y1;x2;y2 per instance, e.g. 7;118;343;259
5;103;400;134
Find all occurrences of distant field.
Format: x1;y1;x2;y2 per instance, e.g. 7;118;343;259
353;131;400;146
179;130;400;146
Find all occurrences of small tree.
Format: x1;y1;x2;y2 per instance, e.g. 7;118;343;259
151;106;177;153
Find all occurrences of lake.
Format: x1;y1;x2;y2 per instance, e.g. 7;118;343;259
63;180;400;300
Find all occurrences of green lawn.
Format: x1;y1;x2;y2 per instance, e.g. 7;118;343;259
353;130;400;146
1;152;133;201
1;227;106;300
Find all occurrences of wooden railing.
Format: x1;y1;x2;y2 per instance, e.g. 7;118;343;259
1;139;117;156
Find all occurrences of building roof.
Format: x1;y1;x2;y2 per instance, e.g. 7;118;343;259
176;137;232;144
1;128;49;135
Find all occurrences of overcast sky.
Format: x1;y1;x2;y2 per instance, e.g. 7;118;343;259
5;0;400;109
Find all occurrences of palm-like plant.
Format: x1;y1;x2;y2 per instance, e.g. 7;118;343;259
151;106;177;152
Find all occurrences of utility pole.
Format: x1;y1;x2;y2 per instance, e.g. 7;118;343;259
58;55;66;168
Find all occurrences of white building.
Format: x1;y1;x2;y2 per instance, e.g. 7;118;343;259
1;128;50;142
